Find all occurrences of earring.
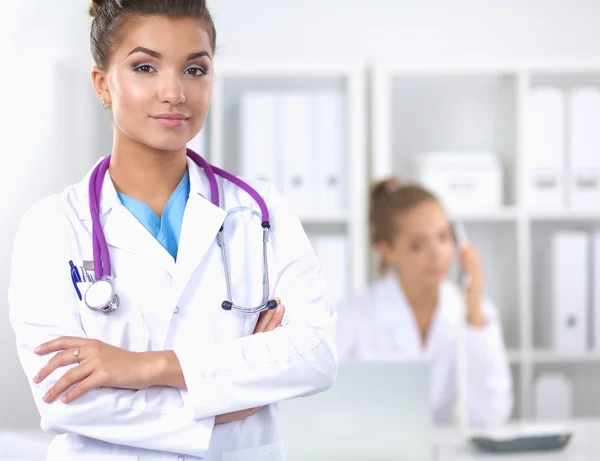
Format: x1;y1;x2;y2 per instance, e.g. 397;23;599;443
102;99;111;110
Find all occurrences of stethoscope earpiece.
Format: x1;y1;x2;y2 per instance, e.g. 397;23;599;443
267;299;278;310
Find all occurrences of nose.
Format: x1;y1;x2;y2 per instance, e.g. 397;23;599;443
158;72;186;105
430;243;444;262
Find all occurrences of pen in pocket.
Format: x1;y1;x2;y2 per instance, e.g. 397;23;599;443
69;260;82;300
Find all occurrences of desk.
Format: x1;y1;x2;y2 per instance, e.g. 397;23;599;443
2;420;599;460
435;419;600;460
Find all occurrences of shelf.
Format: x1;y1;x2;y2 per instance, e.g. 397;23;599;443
370;60;600;420
454;207;519;222
532;351;600;364
508;350;522;363
529;211;600;222
298;212;350;225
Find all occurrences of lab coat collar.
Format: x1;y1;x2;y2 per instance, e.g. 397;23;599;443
75;155;213;220
75;157;119;220
74;155;226;282
186;155;213;201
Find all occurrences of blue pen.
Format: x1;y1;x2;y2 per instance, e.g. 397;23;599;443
69;261;82;300
69;260;82;282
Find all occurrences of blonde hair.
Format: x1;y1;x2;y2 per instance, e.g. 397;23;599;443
369;178;440;273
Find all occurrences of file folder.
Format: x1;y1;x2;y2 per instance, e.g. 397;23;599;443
527;87;565;211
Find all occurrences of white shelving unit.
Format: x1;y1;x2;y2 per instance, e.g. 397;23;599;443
208;58;368;299
370;60;600;420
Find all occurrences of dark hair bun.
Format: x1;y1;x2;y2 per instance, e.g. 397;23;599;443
89;0;104;18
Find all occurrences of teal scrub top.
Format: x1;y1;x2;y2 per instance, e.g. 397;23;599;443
117;169;190;260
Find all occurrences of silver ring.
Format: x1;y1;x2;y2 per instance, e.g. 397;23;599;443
73;346;80;364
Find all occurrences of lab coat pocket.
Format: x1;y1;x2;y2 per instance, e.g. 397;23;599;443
221;439;286;461
75;277;145;351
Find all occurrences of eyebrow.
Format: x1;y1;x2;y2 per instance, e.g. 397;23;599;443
127;47;211;60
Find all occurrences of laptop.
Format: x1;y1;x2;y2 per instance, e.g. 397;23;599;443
278;360;435;461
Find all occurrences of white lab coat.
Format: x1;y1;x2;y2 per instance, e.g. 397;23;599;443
8;158;337;461
337;272;512;428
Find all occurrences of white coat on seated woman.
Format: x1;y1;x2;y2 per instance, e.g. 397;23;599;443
337;178;513;428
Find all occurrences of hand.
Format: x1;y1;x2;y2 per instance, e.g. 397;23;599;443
33;337;153;404
459;244;483;295
215;406;263;424
252;298;285;334
214;298;286;425
458;245;486;327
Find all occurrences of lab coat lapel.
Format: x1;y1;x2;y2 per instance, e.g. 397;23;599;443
426;283;460;360
77;159;176;277
395;278;444;360
102;205;176;276
381;273;423;357
168;161;227;312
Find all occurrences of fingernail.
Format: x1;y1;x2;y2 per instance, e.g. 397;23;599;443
34;346;41;354
61;395;67;403
276;304;282;314
43;392;50;402
33;373;40;383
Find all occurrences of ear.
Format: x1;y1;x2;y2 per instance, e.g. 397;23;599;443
375;241;393;266
91;66;111;105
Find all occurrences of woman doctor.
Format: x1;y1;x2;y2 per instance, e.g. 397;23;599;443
337;178;513;428
8;1;336;460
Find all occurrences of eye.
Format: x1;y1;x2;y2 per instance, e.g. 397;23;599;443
185;65;207;77
410;242;424;252
440;230;451;242
132;64;155;73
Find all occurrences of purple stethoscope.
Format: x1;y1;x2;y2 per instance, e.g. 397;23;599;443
84;148;278;315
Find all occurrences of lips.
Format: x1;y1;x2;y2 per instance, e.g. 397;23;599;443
152;113;188;120
151;113;189;128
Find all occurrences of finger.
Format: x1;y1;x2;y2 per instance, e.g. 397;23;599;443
253;310;275;334
43;364;92;403
266;304;285;332
459;249;472;264
35;337;85;355
61;375;102;403
34;349;80;384
239;407;261;419
248;406;263;418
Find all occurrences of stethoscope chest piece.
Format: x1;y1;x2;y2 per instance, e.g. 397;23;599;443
85;276;119;314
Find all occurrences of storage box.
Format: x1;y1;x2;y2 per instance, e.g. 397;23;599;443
413;152;503;213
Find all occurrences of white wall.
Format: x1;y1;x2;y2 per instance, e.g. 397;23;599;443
2;0;600;429
210;0;600;60
4;1;600;61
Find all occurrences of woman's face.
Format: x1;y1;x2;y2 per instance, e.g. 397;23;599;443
380;200;456;289
93;15;213;152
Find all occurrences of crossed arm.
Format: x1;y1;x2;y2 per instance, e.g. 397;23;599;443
32;303;285;424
